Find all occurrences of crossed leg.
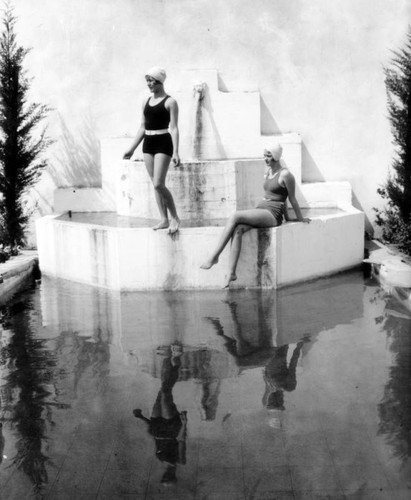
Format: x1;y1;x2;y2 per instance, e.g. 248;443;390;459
201;209;278;285
224;223;253;287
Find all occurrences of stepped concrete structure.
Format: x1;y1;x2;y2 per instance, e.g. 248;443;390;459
36;70;364;290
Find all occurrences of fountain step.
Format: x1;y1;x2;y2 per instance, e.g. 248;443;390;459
55;179;354;222
36;207;364;291
99;134;302;208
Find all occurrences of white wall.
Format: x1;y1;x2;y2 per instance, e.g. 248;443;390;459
13;0;411;239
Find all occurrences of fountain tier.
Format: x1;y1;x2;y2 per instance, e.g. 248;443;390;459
36;70;364;290
36;201;363;290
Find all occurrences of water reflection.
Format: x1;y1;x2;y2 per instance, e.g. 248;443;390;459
0;272;375;496
134;344;187;484
178;348;226;421
0;294;58;493
262;340;309;410
377;290;411;465
53;327;110;400
0;422;5;464
0;286;111;494
204;294;311;411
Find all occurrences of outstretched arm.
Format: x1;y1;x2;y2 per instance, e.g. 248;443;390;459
133;408;150;424
168;98;180;166
123;101;146;159
283;171;310;223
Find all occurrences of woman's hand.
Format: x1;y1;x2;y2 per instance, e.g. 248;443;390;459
300;217;311;223
172;153;181;167
123;150;134;160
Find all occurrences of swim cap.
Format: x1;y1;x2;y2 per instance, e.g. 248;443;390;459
145;66;167;84
265;142;283;161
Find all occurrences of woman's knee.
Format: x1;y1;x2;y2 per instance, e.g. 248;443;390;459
228;212;241;225
153;180;166;192
233;224;248;236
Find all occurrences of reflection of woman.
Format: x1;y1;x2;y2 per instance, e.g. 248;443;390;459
205;296;310;411
201;143;310;287
123;66;181;234
204;294;274;364
133;345;187;484
262;342;306;410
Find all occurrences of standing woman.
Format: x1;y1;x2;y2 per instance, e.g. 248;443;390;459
201;142;310;287
123;67;181;234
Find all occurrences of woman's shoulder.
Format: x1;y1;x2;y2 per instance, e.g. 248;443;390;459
165;95;178;108
142;94;151;106
280;167;293;178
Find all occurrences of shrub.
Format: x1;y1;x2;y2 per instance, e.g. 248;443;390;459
375;27;411;256
0;4;50;253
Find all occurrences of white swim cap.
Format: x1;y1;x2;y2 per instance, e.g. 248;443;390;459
265;142;283;161
145;66;167;84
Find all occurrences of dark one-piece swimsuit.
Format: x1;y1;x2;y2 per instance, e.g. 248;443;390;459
142;95;173;157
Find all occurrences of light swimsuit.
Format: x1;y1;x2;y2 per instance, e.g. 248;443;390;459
255;169;288;225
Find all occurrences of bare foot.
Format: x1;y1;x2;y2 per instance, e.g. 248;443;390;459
168;217;180;234
153;220;169;230
223;273;237;288
200;257;218;270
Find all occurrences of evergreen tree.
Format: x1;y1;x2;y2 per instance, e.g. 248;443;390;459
0;4;50;251
375;27;411;255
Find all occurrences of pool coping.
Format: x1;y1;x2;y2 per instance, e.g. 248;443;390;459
0;250;38;305
1;240;409;306
364;239;411;313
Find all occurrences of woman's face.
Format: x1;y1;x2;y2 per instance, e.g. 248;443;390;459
264;149;274;166
146;76;161;92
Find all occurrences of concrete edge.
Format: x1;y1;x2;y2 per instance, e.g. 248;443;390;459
0;251;39;305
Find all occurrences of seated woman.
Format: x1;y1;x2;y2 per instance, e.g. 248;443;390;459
200;142;310;287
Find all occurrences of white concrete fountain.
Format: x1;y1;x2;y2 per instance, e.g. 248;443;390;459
36;70;364;290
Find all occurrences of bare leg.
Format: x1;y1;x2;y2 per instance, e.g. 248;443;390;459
201;209;278;269
224;224;252;288
144;153;169;229
152;153;180;234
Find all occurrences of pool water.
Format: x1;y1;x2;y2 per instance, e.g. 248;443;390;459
56;206;343;229
0;270;410;499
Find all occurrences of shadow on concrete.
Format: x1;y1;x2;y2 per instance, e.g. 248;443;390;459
202;84;227;159
260;95;282;135
352;191;374;236
217;74;228;92
301;141;325;182
48;113;101;189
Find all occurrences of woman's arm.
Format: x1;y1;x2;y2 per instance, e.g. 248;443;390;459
282;171;310;223
123;101;146;159
168;98;180;166
133;408;150;424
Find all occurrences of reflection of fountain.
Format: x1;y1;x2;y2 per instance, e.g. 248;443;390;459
0;282;113;495
37;274;365;421
36;69;364;290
